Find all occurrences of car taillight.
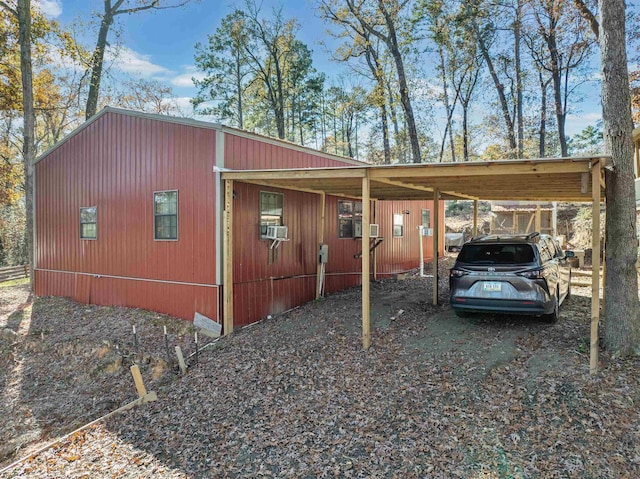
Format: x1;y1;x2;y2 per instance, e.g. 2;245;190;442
517;268;544;279
450;269;467;278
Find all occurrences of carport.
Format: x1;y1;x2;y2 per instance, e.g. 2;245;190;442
221;157;609;373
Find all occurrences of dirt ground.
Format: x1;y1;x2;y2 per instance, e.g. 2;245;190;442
1;259;640;478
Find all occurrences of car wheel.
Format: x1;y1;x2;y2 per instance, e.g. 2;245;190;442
544;292;560;323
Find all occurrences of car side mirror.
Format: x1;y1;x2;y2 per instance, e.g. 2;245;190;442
565;250;575;258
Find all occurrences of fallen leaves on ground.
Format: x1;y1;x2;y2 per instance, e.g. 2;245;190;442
2;258;640;478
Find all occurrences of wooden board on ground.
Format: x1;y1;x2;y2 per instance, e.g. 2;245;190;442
194;312;221;338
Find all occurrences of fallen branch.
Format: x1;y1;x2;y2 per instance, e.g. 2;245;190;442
0;390;157;474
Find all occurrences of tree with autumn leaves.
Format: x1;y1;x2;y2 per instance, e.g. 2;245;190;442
0;0;35;284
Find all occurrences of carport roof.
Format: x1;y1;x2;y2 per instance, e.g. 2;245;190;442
220;156;610;202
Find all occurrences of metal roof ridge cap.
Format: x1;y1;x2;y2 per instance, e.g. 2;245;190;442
101;106;224;130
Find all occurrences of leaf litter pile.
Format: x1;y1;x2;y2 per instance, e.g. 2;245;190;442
2;260;640;478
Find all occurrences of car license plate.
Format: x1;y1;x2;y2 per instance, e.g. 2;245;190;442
483;282;502;292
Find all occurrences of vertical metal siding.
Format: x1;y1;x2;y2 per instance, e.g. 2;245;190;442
374;200;445;276
36;113;446;327
224;132;363;325
35;111;219;321
229;189;446;325
231;182;318;326
322;195;363;294
224;133;353;170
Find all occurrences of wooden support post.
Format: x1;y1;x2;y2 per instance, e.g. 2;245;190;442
535;204;541;232
433;189;440;306
602;244;607;313
362;174;371;350
130;364;147;398
590;160;601;374
223;180;234;335
419;225;425;277
175;346;187;374
581;172;589;194
472;200;478;237
601;198;607;312
316;193;325;299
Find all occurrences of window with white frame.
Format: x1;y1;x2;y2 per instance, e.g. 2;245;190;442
154;190;178;240
260;191;283;238
421;208;431;228
338;200;362;238
393;213;404;237
80;207;97;239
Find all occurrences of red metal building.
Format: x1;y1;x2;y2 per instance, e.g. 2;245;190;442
34;108;444;327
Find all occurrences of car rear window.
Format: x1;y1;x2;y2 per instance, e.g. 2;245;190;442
457;243;536;265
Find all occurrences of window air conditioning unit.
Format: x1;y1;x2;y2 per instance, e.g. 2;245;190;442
266;225;288;240
354;223;379;238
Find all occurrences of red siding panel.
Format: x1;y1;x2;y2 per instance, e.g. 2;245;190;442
224;133;356;170
231;183;318;325
35;111;218;321
36;111;446;328
374;200;446;277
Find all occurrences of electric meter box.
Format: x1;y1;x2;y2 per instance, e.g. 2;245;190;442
319;244;329;264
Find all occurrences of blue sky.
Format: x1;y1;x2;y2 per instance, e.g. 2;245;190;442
40;0;604;137
42;0;347;112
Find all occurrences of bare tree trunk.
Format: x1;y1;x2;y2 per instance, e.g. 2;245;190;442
459;66;480;162
331;110;338;155
538;69;549;158
379;102;391;164
273;48;285;139
599;0;640;355
85;0;189;120
236;50;243;129
385;79;404;163
345;0;421;162
364;46;391;164
547;33;568;157
462;102;469;161
86;6;113;119
472;20;517;155
298;103;305;146
13;0;35;289
437;43;456;163
346;115;353;158
514;0;524;158
380;5;421;163
320;92;326;151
